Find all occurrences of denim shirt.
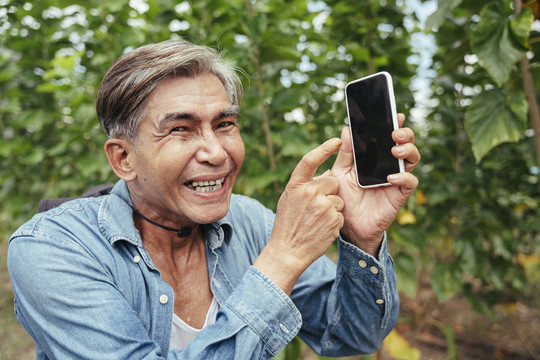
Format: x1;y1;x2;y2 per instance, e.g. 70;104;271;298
8;180;399;360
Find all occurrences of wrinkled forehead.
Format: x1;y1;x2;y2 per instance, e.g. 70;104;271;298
137;74;236;131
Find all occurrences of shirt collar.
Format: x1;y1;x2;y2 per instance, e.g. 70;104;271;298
204;218;234;250
100;180;234;248
99;180;140;248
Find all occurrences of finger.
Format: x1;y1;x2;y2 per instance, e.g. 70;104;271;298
397;113;405;128
387;172;419;196
326;203;345;238
331;126;354;175
392;127;415;145
335;212;345;235
327;194;345;212
290;138;342;183
392;143;420;171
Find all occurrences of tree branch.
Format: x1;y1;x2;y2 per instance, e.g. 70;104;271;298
514;0;540;169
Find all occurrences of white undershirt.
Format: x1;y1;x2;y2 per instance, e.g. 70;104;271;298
169;297;219;350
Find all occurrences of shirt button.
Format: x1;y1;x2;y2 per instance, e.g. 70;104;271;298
370;266;379;275
159;295;168;304
133;255;141;263
376;299;384;305
358;260;367;268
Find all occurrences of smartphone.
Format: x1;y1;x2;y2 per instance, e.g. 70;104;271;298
345;71;404;188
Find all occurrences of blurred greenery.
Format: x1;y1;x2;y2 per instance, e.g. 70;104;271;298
1;0;539;359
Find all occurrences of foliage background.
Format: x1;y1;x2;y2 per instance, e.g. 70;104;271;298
1;0;539;359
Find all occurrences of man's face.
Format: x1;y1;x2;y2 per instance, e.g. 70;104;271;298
128;73;245;226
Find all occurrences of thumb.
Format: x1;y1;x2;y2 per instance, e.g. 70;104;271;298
332;126;354;175
290;138;342;183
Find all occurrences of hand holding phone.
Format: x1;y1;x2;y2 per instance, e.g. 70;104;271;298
345;71;405;188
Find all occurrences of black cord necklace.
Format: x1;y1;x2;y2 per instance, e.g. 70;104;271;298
131;206;197;238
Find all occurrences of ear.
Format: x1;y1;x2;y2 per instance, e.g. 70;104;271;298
104;138;137;182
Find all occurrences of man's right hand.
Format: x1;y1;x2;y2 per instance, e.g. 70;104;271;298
253;138;344;295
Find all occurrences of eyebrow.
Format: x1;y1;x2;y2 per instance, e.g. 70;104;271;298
158;105;240;130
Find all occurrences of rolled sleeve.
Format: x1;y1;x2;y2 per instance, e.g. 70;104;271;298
294;233;399;356
176;266;303;359
336;233;399;329
223;266;302;355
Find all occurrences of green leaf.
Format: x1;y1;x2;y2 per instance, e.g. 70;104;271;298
21;150;45;165
280;142;317;158
275;337;303;360
391;224;426;250
240;171;282;196
393;252;418;298
491;234;512;259
470;3;531;84
97;0;129;12
425;0;463;30
464;89;528;163
272;88;308;111
439;324;459;360
431;262;463;302
509;7;534;48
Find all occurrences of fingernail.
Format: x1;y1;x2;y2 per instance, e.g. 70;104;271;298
388;174;398;182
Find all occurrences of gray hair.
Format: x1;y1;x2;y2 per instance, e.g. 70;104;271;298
96;40;243;140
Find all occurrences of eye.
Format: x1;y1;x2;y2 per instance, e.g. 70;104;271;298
216;121;234;129
171;126;188;132
216;117;239;131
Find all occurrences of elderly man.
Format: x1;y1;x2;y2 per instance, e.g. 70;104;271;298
8;40;420;359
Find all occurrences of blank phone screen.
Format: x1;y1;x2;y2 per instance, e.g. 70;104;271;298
346;74;400;187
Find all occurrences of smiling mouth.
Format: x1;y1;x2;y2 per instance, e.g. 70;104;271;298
185;178;225;193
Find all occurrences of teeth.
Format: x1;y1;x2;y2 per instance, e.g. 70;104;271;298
186;178;225;192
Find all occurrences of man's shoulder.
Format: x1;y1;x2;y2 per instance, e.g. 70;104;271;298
10;181;134;245
10;196;105;242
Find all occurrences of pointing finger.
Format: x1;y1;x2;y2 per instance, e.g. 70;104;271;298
290;138;342;183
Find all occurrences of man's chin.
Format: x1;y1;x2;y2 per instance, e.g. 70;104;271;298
189;204;230;225
180;187;233;223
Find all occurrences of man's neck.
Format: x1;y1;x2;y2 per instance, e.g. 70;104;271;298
134;214;204;263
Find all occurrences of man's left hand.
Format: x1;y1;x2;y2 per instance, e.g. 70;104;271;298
330;113;420;256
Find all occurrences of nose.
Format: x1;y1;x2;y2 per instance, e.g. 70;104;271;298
195;130;228;165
